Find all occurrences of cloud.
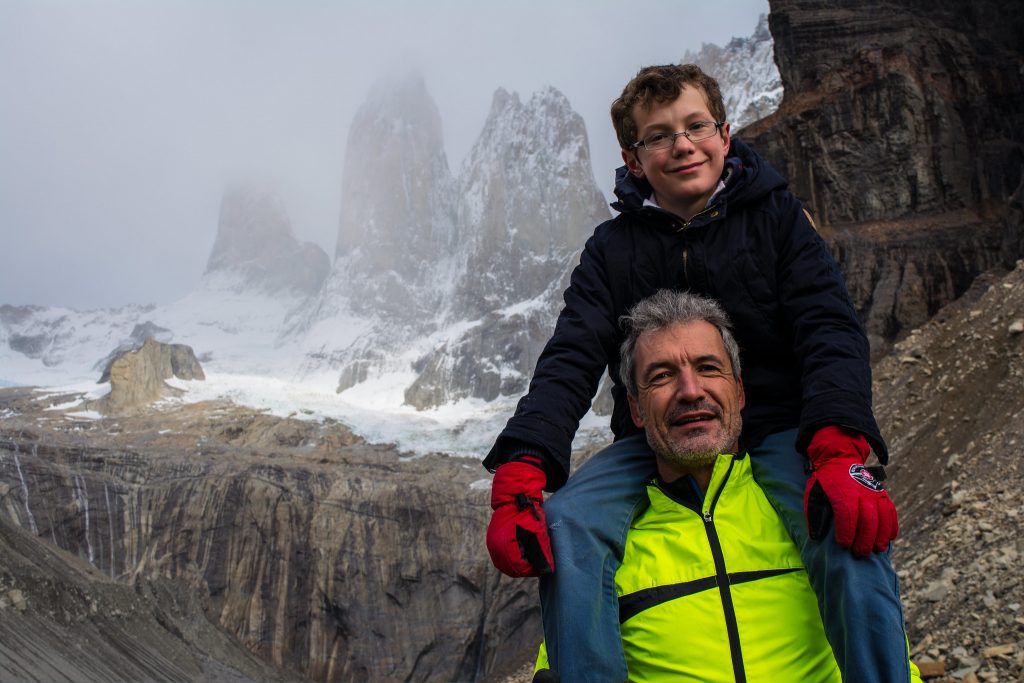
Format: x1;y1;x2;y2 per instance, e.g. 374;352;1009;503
0;0;768;308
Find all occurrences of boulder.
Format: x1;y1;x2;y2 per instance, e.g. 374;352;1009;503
97;338;204;414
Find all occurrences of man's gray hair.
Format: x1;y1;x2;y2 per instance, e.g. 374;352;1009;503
619;290;742;397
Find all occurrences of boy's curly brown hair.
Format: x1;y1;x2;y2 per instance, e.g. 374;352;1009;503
611;64;727;151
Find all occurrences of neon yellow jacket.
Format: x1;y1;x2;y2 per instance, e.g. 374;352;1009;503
617;453;841;681
536;454;921;682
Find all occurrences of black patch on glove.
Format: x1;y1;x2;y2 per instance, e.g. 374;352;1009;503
516;524;553;575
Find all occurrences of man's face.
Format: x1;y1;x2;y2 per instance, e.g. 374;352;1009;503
622;86;731;220
627;320;745;477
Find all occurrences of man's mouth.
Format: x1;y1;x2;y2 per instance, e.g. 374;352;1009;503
668;407;719;427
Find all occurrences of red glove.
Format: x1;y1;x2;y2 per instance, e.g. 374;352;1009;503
804;426;899;556
486;457;554;576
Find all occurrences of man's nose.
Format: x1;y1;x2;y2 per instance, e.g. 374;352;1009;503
672;369;705;401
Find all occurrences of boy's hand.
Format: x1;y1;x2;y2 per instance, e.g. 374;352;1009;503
486;456;554;576
804;425;899;556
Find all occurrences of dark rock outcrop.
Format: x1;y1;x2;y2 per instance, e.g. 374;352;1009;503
744;0;1024;348
96;338;205;414
755;0;1024;223
824;212;1022;351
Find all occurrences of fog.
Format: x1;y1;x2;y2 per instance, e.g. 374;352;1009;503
0;0;768;309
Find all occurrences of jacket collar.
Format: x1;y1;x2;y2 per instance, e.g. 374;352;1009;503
649;452;752;514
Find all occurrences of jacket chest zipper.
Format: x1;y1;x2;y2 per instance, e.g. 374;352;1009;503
702;462;746;683
674;205;719;284
674;219;689;280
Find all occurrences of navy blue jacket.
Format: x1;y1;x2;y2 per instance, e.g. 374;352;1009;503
484;138;885;489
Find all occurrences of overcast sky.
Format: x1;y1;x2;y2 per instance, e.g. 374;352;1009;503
1;0;769;309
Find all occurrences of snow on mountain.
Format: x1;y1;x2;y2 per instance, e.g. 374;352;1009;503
455;86;608;317
683;14;782;129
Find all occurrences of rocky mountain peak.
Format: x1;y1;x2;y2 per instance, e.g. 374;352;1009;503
332;71;457;319
454;85;608;316
204;184;329;297
683;13;783;129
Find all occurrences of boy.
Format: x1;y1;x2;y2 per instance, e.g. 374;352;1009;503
484;65;906;682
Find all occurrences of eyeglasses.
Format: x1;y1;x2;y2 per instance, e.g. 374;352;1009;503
630;121;724;152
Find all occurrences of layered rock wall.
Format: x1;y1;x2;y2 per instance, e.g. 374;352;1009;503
744;0;1024;346
0;399;538;682
754;0;1024;222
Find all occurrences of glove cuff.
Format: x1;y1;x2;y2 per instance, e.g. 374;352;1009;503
807;425;870;466
491;460;547;509
508;450;546;472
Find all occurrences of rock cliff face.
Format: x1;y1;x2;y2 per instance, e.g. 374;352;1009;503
757;0;1024;222
824;212;1023;350
0;506;304;683
745;0;1024;346
0;396;539;683
453;87;607;318
332;73;458;322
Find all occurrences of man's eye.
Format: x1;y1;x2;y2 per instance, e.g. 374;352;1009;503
645;133;670;145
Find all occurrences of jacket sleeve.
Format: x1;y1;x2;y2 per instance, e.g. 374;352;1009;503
482;226;622;490
773;197;889;462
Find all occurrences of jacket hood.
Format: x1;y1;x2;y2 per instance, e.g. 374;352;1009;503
610;137;788;214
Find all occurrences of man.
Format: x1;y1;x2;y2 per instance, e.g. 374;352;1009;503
532;290;916;682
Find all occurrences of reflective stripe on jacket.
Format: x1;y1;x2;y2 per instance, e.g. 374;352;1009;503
616;454;840;683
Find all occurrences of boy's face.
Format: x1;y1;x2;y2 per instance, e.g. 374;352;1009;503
622;86;731;220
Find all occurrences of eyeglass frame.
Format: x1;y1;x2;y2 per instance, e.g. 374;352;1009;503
629;120;725;153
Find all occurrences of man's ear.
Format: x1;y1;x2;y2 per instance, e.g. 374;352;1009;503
736;376;745;411
628;394;645;428
622;149;644;178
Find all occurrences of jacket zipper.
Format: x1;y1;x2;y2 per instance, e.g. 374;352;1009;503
676;203;720;288
702;458;747;683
